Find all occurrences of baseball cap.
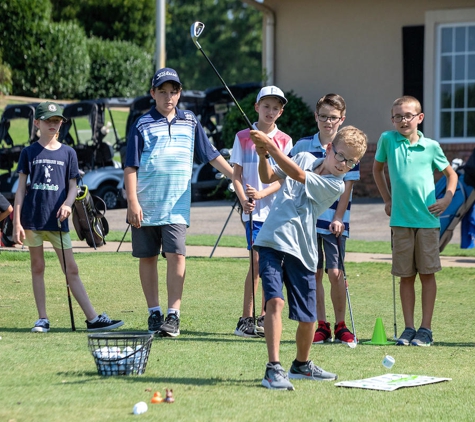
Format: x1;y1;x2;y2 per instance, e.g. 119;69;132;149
256;86;287;105
35;101;66;120
151;67;182;88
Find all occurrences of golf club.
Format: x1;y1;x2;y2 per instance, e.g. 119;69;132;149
58;218;76;332
248;197;259;336
117;223;130;253
190;22;253;130
391;230;398;340
337;236;356;348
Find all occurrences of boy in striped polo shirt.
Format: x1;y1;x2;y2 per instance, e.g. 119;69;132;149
124;68;233;337
289;93;358;345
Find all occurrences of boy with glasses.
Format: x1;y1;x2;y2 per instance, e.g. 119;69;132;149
289;94;358;346
250;125;367;390
373;95;457;346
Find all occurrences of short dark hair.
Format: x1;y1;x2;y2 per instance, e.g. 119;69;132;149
316;93;346;116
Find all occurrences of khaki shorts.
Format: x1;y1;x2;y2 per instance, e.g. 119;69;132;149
24;230;72;250
391;227;441;277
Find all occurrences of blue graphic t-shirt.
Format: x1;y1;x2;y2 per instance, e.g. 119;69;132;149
17;142;79;232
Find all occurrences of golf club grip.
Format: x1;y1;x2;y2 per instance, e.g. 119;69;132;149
198;49;253;130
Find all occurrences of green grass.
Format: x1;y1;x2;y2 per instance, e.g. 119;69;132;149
1;251;474;421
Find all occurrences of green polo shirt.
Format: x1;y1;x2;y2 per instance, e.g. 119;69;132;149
375;130;449;228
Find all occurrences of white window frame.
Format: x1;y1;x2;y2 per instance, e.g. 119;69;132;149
425;8;475;144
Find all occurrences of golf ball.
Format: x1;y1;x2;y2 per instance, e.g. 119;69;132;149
382;355;395;369
133;401;148;415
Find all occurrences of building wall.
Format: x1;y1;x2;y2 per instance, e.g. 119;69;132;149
259;0;474;142
254;0;475;197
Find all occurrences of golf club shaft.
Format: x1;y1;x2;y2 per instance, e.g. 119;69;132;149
391;229;397;339
248;198;256;323
58;218;76;332
337;236;356;341
195;45;253;129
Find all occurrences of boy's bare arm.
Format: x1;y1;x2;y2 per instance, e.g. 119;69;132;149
330;180;354;236
246;179;284;200
209;155;233;180
428;165;458;216
372;160;391;217
250;130;306;184
124;166;143;227
232;164;254;214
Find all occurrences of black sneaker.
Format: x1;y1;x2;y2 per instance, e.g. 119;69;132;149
255;315;265;337
234;317;259;338
148;310;164;333
159;313;180;337
31;318;50;333
86;313;124;332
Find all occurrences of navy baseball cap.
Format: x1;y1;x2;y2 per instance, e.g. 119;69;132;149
151;68;182;88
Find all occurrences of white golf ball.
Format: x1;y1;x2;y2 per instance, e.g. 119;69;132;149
133;401;148;415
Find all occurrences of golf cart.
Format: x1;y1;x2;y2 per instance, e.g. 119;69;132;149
0;103;40;202
56;99;126;209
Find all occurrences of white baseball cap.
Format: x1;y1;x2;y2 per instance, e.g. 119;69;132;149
256;86;288;105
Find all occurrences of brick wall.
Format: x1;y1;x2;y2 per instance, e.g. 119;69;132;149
354;142;475;198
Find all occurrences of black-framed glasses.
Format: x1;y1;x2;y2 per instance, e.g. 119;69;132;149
332;145;358;169
391;113;419;123
317;114;342;123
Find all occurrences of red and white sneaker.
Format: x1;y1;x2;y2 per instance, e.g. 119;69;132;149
312;321;332;344
334;321;355;344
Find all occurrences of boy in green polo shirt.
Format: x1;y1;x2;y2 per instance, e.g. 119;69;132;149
373;95;458;347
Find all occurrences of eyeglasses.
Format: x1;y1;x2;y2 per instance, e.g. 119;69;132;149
317;114;342;123
391;113;419;123
332;145;358;169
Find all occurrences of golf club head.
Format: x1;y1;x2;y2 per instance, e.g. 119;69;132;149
191;22;205;48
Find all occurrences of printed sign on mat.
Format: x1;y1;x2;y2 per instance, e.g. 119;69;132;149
335;374;451;391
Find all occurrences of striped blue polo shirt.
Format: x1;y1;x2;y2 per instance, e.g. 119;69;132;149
289;132;360;237
125;107;219;226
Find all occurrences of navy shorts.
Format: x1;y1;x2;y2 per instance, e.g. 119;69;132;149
245;220;264;250
131;224;186;258
317;233;346;271
258;246;317;323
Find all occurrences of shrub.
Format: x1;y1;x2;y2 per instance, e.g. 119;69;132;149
0;53;12;95
82;37;153;99
9;21;90;99
221;90;316;148
0;0;52;95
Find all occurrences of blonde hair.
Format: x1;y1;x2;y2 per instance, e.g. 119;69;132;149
332;125;367;159
392;96;422;114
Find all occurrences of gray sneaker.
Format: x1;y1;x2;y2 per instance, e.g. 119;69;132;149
396;327;417;346
289;360;338;381
255;315;265;337
411;327;433;347
262;363;295;390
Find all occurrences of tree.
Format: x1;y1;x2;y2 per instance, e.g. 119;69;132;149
166;0;262;90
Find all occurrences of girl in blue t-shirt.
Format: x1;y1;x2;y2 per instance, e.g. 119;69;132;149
13;101;124;333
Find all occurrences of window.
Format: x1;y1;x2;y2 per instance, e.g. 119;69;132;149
437;24;475;141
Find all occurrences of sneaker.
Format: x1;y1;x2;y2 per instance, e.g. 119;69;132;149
148;310;164;333
396;327;417;346
261;363;295;390
234;317;259;338
334;321;355;344
255;315;265;337
86;313;124;332
411;327;433;347
159;313;180;337
289;360;338;381
313;321;332;344
31;318;50;333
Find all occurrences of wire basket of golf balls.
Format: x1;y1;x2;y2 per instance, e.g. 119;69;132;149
88;332;154;376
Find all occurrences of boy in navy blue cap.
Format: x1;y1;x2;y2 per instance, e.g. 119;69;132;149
124;67;233;337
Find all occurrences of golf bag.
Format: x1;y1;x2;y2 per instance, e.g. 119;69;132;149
72;185;109;249
437;161;475;252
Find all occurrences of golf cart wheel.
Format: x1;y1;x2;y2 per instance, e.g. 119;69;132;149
95;185;119;210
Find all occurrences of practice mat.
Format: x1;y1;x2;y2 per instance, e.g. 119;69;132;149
335;374;451;391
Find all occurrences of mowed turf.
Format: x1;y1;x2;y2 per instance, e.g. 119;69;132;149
0;251;474;421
